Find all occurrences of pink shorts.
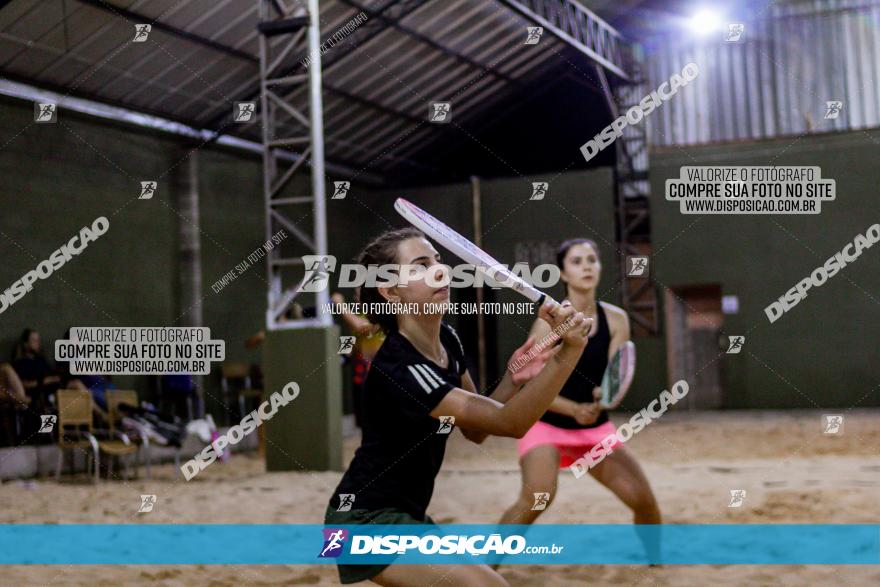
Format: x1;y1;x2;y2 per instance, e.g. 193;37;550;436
517;420;621;469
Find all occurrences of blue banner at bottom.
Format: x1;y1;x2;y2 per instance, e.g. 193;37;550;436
1;524;878;565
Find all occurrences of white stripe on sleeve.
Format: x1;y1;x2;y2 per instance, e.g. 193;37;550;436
407;365;434;394
414;364;445;388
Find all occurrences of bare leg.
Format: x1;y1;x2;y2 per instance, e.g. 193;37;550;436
373;563;508;586
588;444;661;561
0;363;30;408
498;445;560;525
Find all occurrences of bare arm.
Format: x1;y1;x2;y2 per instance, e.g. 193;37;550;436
503;316;581;418
544;304;633;419
458;371;491;444
340;312;374;336
430;303;591;439
606;303;632;360
332;292;376;336
460;313;570;443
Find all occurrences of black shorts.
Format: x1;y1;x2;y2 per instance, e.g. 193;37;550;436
323;505;436;584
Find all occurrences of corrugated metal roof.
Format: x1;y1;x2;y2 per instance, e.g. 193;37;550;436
0;0;577;174
644;0;880;147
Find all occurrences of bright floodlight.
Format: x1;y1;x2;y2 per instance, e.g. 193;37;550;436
689;9;721;35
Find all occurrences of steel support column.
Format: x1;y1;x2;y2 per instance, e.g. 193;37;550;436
597;47;658;335
258;0;330;330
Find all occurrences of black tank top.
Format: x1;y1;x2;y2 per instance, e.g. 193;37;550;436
539;302;611;429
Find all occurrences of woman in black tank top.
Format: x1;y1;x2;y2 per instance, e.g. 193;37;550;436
538;301;612;430
494;239;661;540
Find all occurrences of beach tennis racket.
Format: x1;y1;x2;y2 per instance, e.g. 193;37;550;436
394;198;556;308
598;341;636;409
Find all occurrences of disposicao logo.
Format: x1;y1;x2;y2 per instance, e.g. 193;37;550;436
319;528;348;558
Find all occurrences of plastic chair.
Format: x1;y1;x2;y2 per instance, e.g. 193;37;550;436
106;390;152;479
55;389;99;482
220;362;262;422
55;389;137;483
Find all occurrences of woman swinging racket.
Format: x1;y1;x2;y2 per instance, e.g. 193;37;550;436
325;227;592;586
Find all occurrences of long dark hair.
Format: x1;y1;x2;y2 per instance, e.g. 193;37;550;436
556;238;600;296
356;227;425;334
12;328;38;361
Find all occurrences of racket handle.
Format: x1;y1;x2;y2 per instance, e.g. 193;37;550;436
514;280;557;308
530;291;559;310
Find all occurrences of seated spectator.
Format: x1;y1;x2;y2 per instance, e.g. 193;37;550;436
57;329;114;414
12;329;59;389
12;329;60;430
160;374;201;421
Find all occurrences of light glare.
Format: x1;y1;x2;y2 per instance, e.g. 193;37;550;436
690;9;721;35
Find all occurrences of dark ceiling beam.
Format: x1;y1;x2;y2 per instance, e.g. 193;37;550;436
319;0;421;71
257;16;310;37
199;0;423;133
125;0;445;172
67;0;456;176
0;70;383;182
74;0;257;63
270;0;286;16
337;0;518;86
323;83;423;126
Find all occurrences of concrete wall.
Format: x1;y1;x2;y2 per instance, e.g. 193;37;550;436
650;129;880;408
0;98;179;397
0;98;309;412
359;130;880;410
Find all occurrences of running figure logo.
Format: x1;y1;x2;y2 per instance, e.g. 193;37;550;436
530;182;548;200
319;528;348;558
332;181;350;199
297;255;337;293
234;102;256;122
139;181;157;200
531;492;550;510
133;24;151;42
38;415;57;433
34;103;57;123
726;336;745;354
138;494;157;513
337;494;355;512
726;23;744;42
728;490;746;508
436;416;455;434
824;101;843;119
627;256;649;277
429;102;452;123
524;27;544;45
338;336;355;355
823;414;844;435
